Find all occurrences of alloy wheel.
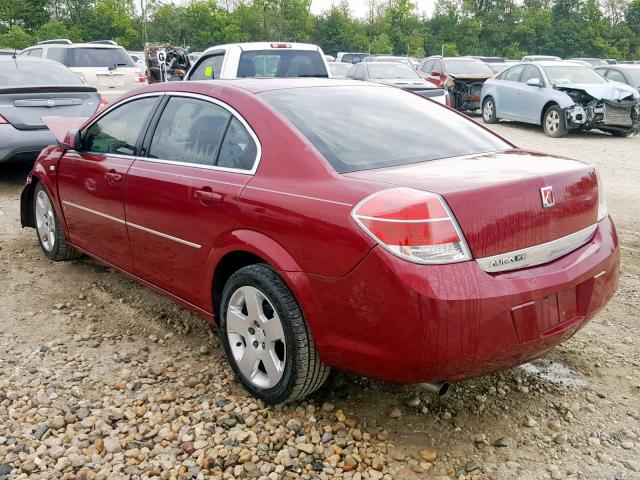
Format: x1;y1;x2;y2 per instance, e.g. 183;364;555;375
226;286;286;389
546;110;560;134
483;100;494;121
35;190;56;252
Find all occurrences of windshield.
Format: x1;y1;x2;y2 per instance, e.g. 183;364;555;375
0;60;84;86
543;65;606;85
67;48;135;68
444;60;493;75
261;85;509;173
367;64;420;80
238;50;328;78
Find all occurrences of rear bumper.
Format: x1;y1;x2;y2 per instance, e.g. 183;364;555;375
303;216;619;383
0;124;55;162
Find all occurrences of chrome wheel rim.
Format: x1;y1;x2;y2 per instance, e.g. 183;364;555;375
35;190;56;252
546;110;560;133
483;100;493;121
226;286;286;389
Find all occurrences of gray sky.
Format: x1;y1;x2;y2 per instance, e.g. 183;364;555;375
309;0;437;18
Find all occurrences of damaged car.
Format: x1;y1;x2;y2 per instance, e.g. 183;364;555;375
481;61;640;137
418;56;495;111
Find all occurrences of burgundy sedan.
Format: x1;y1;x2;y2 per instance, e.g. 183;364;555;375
21;79;619;404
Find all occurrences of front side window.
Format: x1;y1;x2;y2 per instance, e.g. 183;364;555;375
521;65;542;84
605;69;626;83
237;50;328;78
149;97;231;166
28;48;43;57
82;97;157;155
189;53;224;80
342;54;353;63
261;85;509;173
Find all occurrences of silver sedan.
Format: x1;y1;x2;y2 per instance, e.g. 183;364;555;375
480;61;640;137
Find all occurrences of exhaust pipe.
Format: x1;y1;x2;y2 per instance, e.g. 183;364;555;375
421;381;450;397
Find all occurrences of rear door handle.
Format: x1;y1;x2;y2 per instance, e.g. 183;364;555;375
194;189;223;203
104;171;122;183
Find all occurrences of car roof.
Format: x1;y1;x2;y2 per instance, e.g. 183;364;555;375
25;43;123;50
201;42;320;55
598;64;640;70
532;60;589;67
0;56;63;65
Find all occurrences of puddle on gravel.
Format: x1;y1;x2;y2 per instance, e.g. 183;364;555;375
520;361;588;389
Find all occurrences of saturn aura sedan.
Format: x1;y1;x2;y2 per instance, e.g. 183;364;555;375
21;79;619;403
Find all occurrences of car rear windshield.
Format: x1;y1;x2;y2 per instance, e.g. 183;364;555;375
67;47;136;68
367;64;420;79
543;65;606;85
238;50;328;78
444;60;493;75
261;85;509;173
0;60;84;87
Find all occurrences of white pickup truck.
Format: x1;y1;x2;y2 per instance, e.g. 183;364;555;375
185;42;331;80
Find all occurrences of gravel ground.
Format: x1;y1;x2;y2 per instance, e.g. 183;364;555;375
0;121;639;480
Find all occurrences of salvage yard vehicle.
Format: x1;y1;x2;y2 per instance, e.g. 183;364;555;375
145;43;192;83
481;61;640;137
523;55;561;62
185;42;329;80
418;56;495;111
596;64;640;91
21;79;619;403
327;61;351;78
0;56;100;163
346;61;449;104
569;58;608;67
20;40;147;102
335;52;369;64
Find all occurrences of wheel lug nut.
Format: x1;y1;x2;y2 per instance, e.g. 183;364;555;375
248;327;255;335
252;340;258;348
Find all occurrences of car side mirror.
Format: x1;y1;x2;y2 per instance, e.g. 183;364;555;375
62;128;80;150
526;78;542;87
431;70;441;77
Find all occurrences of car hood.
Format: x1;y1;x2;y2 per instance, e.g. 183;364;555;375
554;82;639;101
372;79;434;88
448;72;495;81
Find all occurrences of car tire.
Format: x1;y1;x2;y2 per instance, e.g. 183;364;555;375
482;97;498;124
33;183;82;262
219;264;330;404
602;129;632;137
543;105;568;138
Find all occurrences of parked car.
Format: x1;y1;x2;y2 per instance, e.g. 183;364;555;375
481;61;640;137
486;60;518;73
144;43;192;83
363;55;414;66
522;55;561;62
335;52;369;64
21;78;618;403
327;61;352;78
417;56;495;110
595;64;640;91
128;51;147;73
569;58;608;67
0;56;100;163
186;42;329;80
346;61;448;104
20;40;147;102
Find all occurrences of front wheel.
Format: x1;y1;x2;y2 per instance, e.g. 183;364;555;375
601;128;632;137
219;264;330;404
33;183;82;261
482;97;498;124
543;105;568;138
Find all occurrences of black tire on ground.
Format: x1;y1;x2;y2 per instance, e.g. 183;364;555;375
33;183;82;262
602;129;633;137
482;97;498;124
542;105;568;138
219;264;330;404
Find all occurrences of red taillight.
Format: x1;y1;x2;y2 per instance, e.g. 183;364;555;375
134;72;147;83
352;187;471;264
270;43;292;48
0;114;9;125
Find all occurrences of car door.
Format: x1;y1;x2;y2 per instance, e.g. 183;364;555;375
125;93;259;310
495;65;525;119
427;59;445;87
516;65;549;124
57;95;160;271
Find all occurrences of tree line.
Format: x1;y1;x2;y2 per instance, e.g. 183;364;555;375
2;0;640;60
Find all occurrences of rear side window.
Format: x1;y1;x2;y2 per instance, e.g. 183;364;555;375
189;53;224;80
0;60;83;86
217;118;258;170
82;98;157;155
502;65;524;81
237;50;328;78
46;47;69;64
149;97;231;166
261;86;509;173
68;48;135;68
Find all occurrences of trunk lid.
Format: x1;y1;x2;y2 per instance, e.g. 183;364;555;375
0;86;99;130
344;150;599;260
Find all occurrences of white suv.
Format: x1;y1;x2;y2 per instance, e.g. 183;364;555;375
185;42;330;80
21;40;147;103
